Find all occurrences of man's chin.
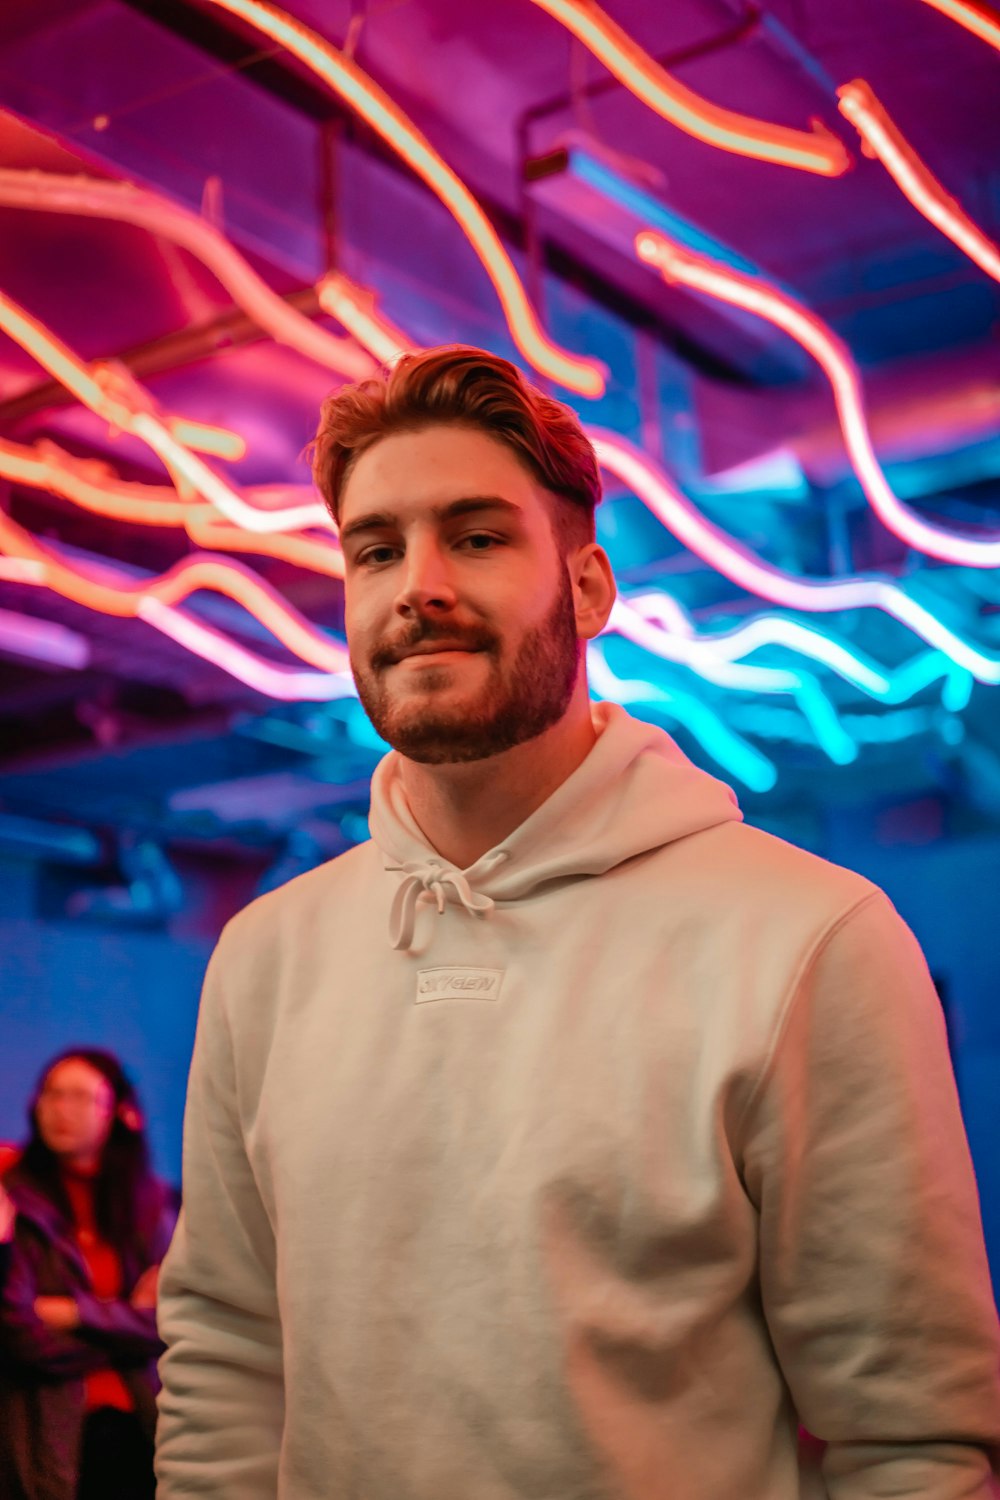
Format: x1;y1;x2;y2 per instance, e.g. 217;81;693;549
376;706;494;764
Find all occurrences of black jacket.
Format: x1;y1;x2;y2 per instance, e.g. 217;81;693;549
0;1163;176;1500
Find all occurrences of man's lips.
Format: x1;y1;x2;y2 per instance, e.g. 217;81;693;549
392;644;482;663
381;640;487;665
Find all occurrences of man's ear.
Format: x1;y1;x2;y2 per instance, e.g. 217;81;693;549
571;543;617;641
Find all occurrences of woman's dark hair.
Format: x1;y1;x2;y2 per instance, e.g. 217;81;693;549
20;1047;157;1257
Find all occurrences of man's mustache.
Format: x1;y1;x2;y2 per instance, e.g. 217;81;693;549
370;623;497;670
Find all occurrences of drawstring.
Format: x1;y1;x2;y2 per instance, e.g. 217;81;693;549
388;859;497;951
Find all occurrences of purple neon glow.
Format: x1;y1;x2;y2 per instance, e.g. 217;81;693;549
0;606;91;668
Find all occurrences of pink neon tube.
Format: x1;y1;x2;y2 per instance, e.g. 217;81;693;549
0;507;349;675
590;428;1000;683
528;0;850;176
837;81;1000;284
0;169;374;381
137;598;353;701
0;286;331;535
635;230;1000;567
199;0;605;397
0;544;349;701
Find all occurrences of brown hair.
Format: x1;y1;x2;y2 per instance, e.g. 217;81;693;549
311;345;601;550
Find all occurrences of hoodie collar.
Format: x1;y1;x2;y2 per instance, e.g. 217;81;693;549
369;702;742;950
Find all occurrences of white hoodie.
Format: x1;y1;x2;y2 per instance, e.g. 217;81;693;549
156;703;1000;1499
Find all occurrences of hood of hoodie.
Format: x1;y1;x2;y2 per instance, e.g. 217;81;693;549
368;703;742;947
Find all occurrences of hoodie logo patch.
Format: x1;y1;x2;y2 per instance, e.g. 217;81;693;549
416;966;504;1004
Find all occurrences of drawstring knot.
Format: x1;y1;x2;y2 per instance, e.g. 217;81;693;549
388;859;495;950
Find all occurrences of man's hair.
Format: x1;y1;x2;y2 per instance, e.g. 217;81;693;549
311;345;601;551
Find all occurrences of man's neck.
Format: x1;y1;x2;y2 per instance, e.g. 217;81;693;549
397;691;597;869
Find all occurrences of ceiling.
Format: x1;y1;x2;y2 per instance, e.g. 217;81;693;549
1;0;999;906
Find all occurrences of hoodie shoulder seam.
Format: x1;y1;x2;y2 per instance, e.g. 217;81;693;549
732;886;885;1141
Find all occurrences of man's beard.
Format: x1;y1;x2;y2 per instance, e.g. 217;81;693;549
351;567;581;765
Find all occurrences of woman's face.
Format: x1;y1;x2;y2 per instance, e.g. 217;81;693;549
35;1058;116;1169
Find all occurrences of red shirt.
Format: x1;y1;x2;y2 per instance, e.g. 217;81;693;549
60;1169;133;1413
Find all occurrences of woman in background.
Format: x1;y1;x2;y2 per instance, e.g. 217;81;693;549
0;1178;13;1290
0;1048;175;1500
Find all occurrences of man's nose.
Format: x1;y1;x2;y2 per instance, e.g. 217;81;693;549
394;539;457;615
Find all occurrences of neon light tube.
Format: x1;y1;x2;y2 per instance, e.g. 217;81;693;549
0;557;45;583
0;605;90;668
0;508;349;674
915;0;1000;51
635;230;1000;567
589;428;1000;682
611;600;857;764
630;592;889;695
0;436;345;577
199;0;605;396
588;644;779;790
316;273;417;365
186;516;344;578
0;436;190;526
627;590;971;707
3;549;352;701
138;599;355;702
837;80;1000;284
528;0;850;176
610;599;801;693
0;287;331;535
167;419;248;461
154;558;349;673
0;169;374;380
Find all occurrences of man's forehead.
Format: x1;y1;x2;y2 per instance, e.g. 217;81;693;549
341;444;548;534
338;425;542;522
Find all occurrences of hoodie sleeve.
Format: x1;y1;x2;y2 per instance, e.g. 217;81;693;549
741;890;1000;1499
155;934;284;1499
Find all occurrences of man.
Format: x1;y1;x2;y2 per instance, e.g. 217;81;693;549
156;346;1000;1499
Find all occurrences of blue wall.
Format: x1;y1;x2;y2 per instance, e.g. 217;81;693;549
0;857;209;1185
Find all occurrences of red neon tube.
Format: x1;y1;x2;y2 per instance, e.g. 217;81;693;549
529;0;850;176
838;79;1000;284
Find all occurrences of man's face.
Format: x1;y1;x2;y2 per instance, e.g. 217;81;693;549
339;424;583;764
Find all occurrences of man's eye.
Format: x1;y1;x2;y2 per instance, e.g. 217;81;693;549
358;544;399;566
461;533;500;551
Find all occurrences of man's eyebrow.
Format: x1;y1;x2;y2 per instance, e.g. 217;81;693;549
339;495;522;543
